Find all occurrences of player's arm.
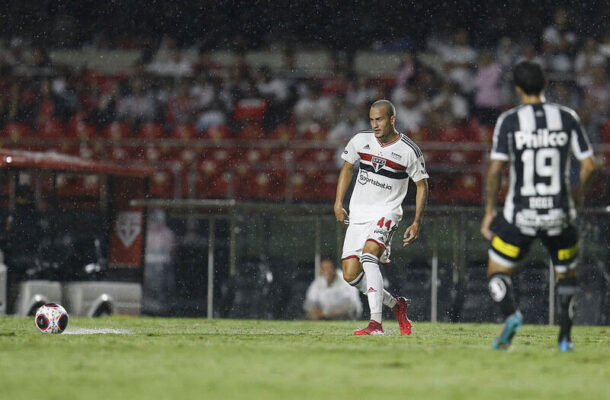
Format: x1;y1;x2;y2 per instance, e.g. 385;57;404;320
334;161;354;224
480;159;506;240
403;178;428;246
572;156;596;209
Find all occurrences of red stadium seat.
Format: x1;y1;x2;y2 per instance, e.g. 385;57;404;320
39;119;65;139
601;119;610;144
438;126;469;142
171;123;196;140
234;169;286;201
449;173;483;205
269;124;296;142
1;122;30;141
149;169;175;198
71;120;97;140
232;98;267;122
296;148;335;167
467;119;494;143
203;125;230;141
193;160;233;199
301;123;328;141
237;123;265;140
291;167;336;201
137;122;164;139
103;121;130;140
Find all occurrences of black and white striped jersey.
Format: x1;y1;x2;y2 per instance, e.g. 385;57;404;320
490;102;594;235
342;130;428;223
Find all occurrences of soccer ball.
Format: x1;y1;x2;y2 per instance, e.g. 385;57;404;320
35;303;69;334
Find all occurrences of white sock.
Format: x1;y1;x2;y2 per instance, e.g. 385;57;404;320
348;271;397;309
361;253;383;323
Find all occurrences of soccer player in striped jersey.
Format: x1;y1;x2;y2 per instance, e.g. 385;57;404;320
334;99;429;335
480;61;597;351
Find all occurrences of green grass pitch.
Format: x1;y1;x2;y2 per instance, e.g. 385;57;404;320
0;317;608;400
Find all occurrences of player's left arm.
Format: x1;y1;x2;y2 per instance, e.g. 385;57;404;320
403;178;428;246
572;156;597;209
481;159;506;241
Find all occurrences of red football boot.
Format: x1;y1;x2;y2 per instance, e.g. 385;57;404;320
354;320;384;335
392;297;412;335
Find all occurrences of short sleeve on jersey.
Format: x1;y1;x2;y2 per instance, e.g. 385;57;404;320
490;111;510;161
406;154;429;182
341;135;360;165
567;111;594;160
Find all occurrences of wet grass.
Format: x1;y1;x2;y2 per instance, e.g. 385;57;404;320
0;317;608;400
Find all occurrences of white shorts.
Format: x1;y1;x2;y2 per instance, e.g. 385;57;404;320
341;214;399;264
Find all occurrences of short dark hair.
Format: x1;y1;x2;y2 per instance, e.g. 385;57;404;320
512;61;546;95
371;99;396;118
320;255;335;265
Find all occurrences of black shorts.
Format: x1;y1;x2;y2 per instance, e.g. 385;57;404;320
488;216;579;273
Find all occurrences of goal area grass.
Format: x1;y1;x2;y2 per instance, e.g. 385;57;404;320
0;317;607;400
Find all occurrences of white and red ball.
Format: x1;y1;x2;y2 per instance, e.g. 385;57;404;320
35;303;69;334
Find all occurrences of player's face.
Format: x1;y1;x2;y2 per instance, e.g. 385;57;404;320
369;106;395;141
320;261;336;284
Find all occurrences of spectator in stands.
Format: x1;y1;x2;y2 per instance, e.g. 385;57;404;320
293;82;333;135
395;52;417;87
394;81;426;133
438;28;477;95
346;75;379;109
424;80;469;135
256;65;290;130
196;99;228;134
89;81;119;127
574;37;606;89
473;50;503;125
303;256;362;320
117;76;157;128
166;79;198;125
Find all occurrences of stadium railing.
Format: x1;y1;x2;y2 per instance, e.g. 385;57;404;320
131;199;610;325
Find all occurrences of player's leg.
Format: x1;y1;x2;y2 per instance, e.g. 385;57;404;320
341;222;398;309
542;226;579;351
342;256;399;312
487;217;532;349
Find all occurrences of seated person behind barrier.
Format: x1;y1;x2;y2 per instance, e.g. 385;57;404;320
304;256;362;320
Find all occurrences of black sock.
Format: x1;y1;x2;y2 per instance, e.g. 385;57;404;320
557;276;577;342
488;273;517;318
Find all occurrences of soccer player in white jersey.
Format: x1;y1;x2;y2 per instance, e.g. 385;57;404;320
334;99;429;335
480;61;596;351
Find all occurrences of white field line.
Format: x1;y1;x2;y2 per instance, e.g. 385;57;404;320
62;328;131;335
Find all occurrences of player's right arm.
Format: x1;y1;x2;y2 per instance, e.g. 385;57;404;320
481;159;506;241
334;161;353;224
572;156;596;209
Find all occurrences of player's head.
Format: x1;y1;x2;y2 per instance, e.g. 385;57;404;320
319;256;337;284
512;61;546;96
369;100;396;140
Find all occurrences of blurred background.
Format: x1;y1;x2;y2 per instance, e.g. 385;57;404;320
0;1;607;323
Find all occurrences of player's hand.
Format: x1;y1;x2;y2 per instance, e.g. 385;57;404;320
571;187;584;209
480;211;496;241
403;222;420;246
334;205;349;225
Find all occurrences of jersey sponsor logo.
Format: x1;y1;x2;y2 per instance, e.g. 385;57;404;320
391;152;402;160
515;129;569;150
358;170;392;190
371;156;386;172
363;144;370;149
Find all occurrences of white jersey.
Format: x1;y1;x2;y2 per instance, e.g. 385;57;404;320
342;130;428;223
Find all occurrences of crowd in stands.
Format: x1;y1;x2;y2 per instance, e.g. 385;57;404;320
0;7;608;203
